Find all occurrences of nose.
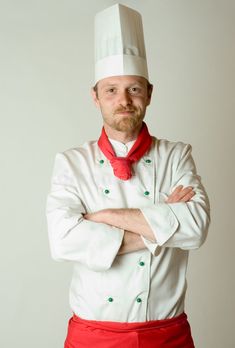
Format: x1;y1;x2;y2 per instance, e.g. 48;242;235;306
118;90;132;107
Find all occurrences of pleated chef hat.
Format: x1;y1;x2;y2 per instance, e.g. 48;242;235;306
94;3;149;84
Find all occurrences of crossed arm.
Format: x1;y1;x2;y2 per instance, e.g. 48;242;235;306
84;185;195;255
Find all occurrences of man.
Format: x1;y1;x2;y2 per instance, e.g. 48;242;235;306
46;4;210;347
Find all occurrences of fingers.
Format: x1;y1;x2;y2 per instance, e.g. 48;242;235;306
165;185;183;203
171;185;184;195
178;189;195;202
166;186;195;203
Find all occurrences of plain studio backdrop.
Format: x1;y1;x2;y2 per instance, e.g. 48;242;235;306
0;0;234;347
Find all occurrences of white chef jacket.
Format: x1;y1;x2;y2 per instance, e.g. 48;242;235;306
46;136;210;322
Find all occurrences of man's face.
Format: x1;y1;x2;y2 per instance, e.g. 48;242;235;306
91;75;153;133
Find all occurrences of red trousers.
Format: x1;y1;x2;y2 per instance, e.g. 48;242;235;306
64;312;195;348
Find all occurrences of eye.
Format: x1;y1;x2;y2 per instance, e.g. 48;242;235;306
106;88;116;94
129;86;141;94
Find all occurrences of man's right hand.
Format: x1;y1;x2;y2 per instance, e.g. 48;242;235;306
166;185;195;203
118;185;195;255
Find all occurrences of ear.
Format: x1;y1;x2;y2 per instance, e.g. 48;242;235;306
91;87;100;108
146;84;153;106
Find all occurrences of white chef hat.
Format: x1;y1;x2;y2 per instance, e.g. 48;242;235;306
94;3;149;84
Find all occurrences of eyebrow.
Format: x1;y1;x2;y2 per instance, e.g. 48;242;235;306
101;81;145;89
102;84;117;88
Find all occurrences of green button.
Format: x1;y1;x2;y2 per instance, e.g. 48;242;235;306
139;261;145;266
99;159;104;164
144;191;150;196
104;189;110;194
136;298;142;303
145;159;151;163
108;297;113;302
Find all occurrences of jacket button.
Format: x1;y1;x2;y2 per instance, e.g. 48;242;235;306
145;159;151;163
139;261;145;266
104;189;110;194
136;297;142;303
144;191;150;196
108;297;113;302
99;159;104;164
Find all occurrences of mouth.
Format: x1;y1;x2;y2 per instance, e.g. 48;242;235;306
115;110;135;116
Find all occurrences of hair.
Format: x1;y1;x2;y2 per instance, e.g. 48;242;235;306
93;83;99;98
93;79;153;99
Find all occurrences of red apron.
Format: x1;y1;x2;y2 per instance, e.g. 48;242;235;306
64;312;195;348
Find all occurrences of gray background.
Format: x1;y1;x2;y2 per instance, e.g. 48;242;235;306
0;0;234;347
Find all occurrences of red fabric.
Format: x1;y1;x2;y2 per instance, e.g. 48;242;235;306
64;312;195;348
98;122;152;180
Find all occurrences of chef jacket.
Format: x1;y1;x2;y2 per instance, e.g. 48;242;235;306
46;136;210;322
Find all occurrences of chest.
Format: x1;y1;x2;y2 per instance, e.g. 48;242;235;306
72;141;174;213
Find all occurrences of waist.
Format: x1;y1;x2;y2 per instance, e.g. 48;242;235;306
72;311;188;333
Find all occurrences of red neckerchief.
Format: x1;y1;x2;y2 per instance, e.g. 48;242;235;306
98;122;152;180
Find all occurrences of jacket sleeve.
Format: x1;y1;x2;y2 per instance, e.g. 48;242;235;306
140;143;210;253
46;153;124;271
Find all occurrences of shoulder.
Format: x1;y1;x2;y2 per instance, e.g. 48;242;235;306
152;136;192;158
57;140;98;162
52;140;100;175
63;140;97;156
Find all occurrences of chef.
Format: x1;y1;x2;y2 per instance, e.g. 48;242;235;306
46;3;210;347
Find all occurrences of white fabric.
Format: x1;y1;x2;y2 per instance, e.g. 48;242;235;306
108;137;135;155
94;4;149;83
46;137;210;322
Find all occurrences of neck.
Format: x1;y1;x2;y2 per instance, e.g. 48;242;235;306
103;123;142;144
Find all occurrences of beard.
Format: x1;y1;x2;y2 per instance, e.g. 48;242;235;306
102;106;146;133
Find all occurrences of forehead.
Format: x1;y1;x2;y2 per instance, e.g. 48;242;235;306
97;75;147;89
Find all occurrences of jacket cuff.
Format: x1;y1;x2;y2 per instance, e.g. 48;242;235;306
141;235;162;256
86;226;125;271
140;204;179;246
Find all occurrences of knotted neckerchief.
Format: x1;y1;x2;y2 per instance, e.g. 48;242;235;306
98;122;152;180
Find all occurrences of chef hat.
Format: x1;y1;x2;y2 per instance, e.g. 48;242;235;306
94;3;149;84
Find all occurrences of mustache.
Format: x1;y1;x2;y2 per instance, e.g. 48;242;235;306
115;107;136;113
